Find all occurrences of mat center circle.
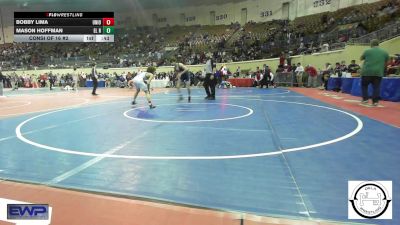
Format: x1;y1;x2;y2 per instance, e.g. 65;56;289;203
123;103;254;123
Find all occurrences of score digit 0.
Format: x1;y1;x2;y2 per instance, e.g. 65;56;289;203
103;26;114;34
102;18;114;26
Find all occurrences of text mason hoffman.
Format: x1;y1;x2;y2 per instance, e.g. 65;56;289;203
15;28;63;34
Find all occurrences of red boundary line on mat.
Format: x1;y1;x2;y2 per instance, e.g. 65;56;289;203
289;87;400;128
0;180;340;225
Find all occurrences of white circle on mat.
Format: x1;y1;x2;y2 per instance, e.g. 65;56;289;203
164;89;290;96
123;103;253;123
15;99;363;160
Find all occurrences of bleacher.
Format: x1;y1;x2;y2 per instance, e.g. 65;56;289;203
1;0;399;69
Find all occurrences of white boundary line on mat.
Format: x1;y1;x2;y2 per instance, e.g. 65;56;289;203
15;98;363;160
164;89;291;96
123;103;253;123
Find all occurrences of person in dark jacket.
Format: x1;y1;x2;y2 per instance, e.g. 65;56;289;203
259;64;271;88
203;55;216;100
49;71;55;90
91;63;98;95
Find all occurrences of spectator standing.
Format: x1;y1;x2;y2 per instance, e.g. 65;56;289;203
80;72;86;87
306;65;318;88
253;66;261;87
91;63;99;95
287;55;292;67
321;63;333;90
279;52;285;66
235;66;241;77
73;67;78;91
360;39;389;106
5;75;11;88
295;63;305;87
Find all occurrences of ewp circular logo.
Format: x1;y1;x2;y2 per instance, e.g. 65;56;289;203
349;181;392;219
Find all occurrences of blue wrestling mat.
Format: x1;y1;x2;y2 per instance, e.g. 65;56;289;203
0;88;399;224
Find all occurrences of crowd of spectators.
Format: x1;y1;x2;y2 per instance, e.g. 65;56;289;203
1;71;77;89
2;52;398;91
1;69;203;90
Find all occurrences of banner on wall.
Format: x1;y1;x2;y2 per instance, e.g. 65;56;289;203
215;13;228;21
304;0;338;15
0;8;4;44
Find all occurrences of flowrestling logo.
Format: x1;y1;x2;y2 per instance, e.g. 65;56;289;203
348;181;392;219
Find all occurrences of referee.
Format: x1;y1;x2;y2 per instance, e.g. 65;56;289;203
203;55;216;100
91;63;98;95
49;71;55;90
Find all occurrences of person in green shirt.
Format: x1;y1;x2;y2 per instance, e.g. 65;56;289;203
360;39;389;106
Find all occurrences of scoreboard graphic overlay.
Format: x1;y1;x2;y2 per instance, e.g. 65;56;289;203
14;12;114;42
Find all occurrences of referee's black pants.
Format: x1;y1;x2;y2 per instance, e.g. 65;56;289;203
92;79;98;94
204;73;216;98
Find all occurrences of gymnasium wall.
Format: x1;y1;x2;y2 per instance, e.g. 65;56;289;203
142;0;285;27
0;6;14;43
0;11;3;44
5;37;399;77
139;0;382;27
295;0;380;18
189;36;399;74
0;0;383;40
207;36;399;73
292;37;400;70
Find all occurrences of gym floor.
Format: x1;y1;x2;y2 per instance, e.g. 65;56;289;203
0;87;399;225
